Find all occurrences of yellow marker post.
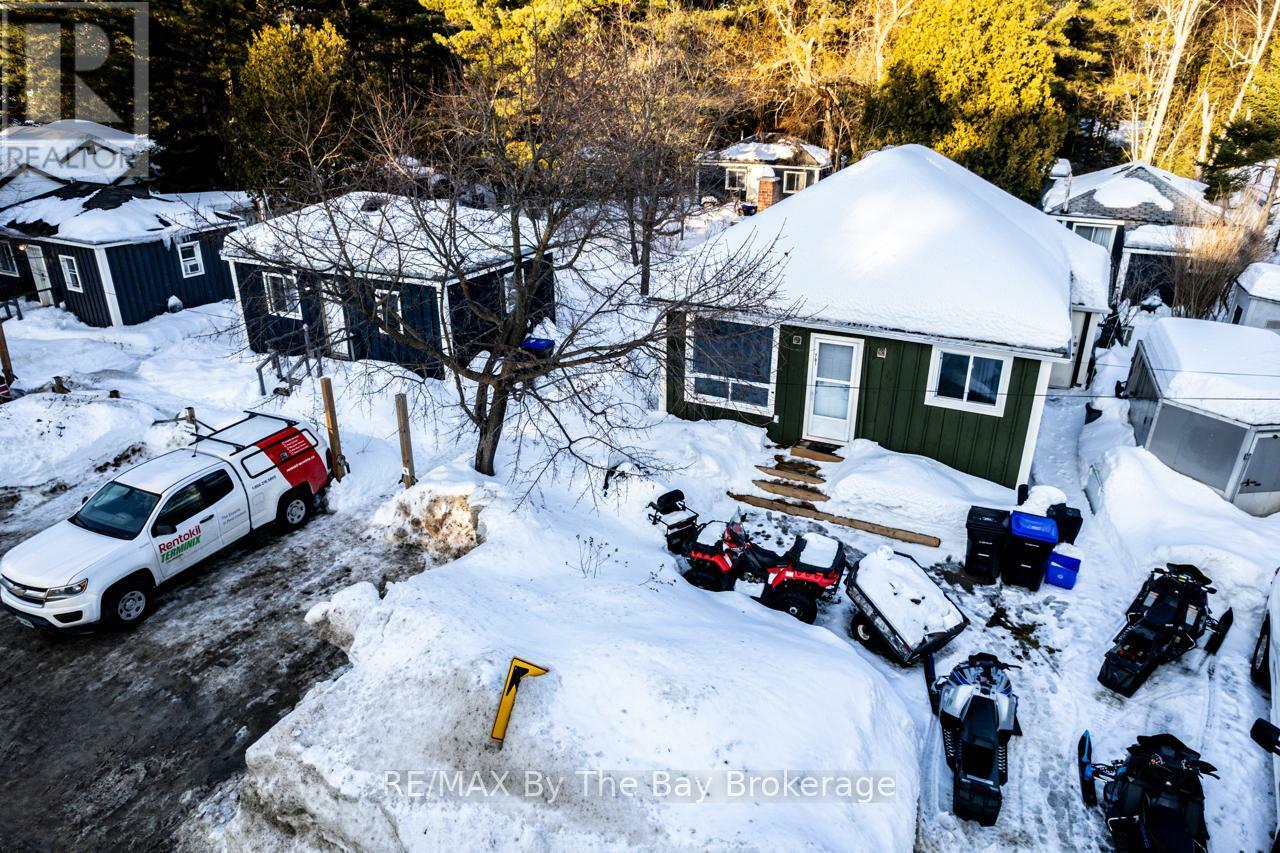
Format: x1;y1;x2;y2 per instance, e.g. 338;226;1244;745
490;657;549;747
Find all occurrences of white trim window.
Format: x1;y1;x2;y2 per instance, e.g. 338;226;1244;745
782;170;807;194
1070;222;1116;251
0;242;18;276
177;241;205;277
262;271;301;318
924;346;1013;417
685;317;776;414
725;168;747;192
59;254;83;293
374;288;403;335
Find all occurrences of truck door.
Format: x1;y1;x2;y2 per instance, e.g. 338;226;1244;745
150;480;220;579
196;466;251;546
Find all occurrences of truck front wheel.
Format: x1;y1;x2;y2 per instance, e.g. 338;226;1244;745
102;575;154;629
277;489;313;532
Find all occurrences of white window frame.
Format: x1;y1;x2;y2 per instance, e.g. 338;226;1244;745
782;170;806;194
59;254;83;293
684;319;778;416
725;168;747;192
0;242;18;277
262;271;301;318
923;345;1014;417
1070;222;1117;252
374;287;403;335
177;241;205;278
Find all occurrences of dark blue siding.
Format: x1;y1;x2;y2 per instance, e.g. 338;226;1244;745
106;228;236;324
0;237;35;301
39;242;112;327
345;278;443;375
447;258;556;363
233;262;325;356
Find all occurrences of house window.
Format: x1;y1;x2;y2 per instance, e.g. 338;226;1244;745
725;168;747;192
686;317;775;414
924;347;1012;416
1070;223;1117;251
374;288;403;335
59;255;83;293
782;171;806;194
177;241;204;277
263;272;300;318
0;242;17;276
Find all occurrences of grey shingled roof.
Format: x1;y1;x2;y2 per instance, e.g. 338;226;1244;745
1053;164;1215;226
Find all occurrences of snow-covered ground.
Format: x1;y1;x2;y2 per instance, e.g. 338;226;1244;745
2;300;1276;851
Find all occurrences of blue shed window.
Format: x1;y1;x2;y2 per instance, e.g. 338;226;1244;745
0;242;17;276
686;317;775;413
178;241;205;277
263;272;300;318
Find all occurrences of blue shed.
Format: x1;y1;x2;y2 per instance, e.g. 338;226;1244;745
0;182;245;326
221;193;556;376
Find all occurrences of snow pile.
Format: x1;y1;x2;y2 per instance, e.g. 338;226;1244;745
822;439;1014;547
1092;176;1174;211
221;481;921;851
0;393;159;486
1141;316;1280;424
855;546;965;645
1238;260;1280;301
667;145;1099;353
372;480;484;563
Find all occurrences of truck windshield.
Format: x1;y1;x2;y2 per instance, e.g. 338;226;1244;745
71;482;161;540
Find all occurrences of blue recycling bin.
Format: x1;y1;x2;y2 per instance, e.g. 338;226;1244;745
1046;551;1081;590
1002;512;1058;591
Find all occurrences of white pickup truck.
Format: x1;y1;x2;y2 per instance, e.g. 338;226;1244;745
0;412;333;630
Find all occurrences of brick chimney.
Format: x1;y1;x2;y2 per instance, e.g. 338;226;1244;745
757;176;782;210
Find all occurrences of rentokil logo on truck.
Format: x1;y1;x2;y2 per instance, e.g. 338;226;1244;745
159;525;201;563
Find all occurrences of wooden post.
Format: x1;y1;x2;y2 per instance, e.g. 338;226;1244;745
0;317;13;388
395;392;415;488
320;377;345;481
184;406;197;427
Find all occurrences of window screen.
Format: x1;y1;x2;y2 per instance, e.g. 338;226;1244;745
1147;405;1246;493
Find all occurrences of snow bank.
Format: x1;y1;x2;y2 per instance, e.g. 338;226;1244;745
222;482;921;852
1142;316;1280;424
0;393;159;486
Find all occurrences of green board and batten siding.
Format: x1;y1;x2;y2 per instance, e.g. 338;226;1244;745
666;313;1041;487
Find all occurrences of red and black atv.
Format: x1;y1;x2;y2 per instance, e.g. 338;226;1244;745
646;489;847;624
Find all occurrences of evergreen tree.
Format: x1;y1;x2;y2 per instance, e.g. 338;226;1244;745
869;0;1067;200
1202;52;1280;201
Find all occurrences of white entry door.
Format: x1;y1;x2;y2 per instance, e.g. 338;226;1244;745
322;297;351;358
803;335;863;444
25;245;54;306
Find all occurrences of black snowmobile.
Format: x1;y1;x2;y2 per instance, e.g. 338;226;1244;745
924;653;1021;826
1098;564;1233;698
1077;730;1216;852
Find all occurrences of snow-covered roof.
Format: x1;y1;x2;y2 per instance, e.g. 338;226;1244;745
0;182;240;245
703;133;831;169
1042;161;1218;225
670;144;1109;353
1124;223;1203;252
224;192;530;281
1142;317;1280;424
1237;261;1280;302
157;190;253;216
0;119;152;185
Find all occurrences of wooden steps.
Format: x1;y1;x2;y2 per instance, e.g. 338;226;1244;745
755;464;825;485
729;492;941;548
790;441;844;464
752;479;829;502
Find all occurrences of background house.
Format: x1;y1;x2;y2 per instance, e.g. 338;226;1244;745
0;119;154;209
697;133;831;210
1125;317;1280;515
1041;161;1222;305
0;183;241;325
1228;261;1280;331
221;193;555;375
660;144;1110;488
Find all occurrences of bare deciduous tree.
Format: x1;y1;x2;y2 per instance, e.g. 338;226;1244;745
1170;209;1270;316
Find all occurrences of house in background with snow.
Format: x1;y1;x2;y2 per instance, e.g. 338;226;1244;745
0;120;154;210
0;183;242;326
657;144;1111;489
1125;317;1280;516
697;133;832;210
1041;161;1222;306
1228;261;1280;332
221;192;555;374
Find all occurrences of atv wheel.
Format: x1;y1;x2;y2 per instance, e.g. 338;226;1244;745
1253;619;1272;689
766;589;817;623
682;565;724;591
1205;608;1233;655
850;612;887;652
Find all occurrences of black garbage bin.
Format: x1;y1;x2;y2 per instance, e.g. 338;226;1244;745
965;506;1009;582
1047;503;1083;545
1002;511;1058;591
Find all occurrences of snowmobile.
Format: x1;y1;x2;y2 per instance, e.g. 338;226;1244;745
924;653;1021;826
1077;730;1216;852
646;489;847;624
1097;564;1233;698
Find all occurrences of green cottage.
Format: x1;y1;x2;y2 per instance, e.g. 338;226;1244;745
657;145;1111;489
